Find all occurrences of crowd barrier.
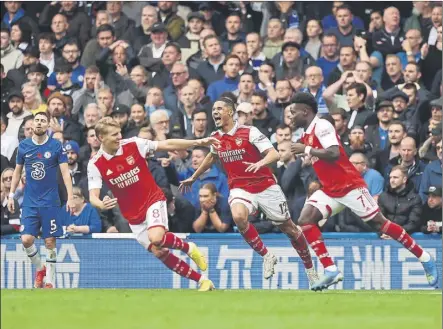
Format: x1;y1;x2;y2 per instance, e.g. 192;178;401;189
1;233;441;290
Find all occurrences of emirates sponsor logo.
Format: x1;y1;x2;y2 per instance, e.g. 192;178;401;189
218;148;246;163
109;166;140;188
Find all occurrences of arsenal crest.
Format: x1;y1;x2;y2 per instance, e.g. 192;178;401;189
235;138;242;146
308;135;314;146
126;156;135;165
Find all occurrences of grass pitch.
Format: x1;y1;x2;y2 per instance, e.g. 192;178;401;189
1;289;441;329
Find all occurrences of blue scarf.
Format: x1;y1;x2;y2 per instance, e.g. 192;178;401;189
3;8;25;29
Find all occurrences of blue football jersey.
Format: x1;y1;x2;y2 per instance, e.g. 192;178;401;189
16;136;67;207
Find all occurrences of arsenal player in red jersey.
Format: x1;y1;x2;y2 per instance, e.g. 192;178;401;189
289;92;438;291
87;117;220;291
180;94;320;288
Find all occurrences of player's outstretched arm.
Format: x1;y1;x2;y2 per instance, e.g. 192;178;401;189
157;137;220;152
179;152;216;192
244;147;280;173
7;165;23;213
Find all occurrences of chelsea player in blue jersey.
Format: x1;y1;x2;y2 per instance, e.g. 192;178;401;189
8;112;75;288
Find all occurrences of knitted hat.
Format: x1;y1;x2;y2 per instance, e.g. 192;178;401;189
47;92;67;108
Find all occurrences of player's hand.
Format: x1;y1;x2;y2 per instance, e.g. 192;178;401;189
291;142;306;155
67;224;76;233
7;197;15;213
243;160;265;173
197;137;221;148
380;234;391;240
102;195;118;210
179;177;196;193
66;198;75;215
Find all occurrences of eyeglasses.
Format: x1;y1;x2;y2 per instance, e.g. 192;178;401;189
437;146;442;151
2;176;12;182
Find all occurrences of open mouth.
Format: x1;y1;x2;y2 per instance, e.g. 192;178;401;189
213;114;221;124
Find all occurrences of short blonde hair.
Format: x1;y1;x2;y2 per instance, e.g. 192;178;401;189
95;117;120;137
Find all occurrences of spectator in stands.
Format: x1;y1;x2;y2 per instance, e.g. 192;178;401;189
384;137;426;193
246;32;266;71
60;186;102;234
176;84;199;137
288;171;319;223
301;66;327;115
186;28;215;71
268;79;293;123
327;45;356;86
369;10;384;34
81;24;116;68
157;1;185;41
421;24;442;91
1;180;20;236
63;140;83;186
164;61;189;114
2;1;39;36
316;33;339;83
4;89;30;141
177;11;204;50
275;41;309;81
82;103;101;132
196;35;225;86
162;188;195;233
326;4;358;47
404;1;433;37
365;100;394;152
193;183;232;233
331;108;350;143
372;7;403;57
346;82;374;129
251;90;279;138
322;2;364;31
236;102;254;126
71;67;102;124
420;139;443;203
378;166;422;235
1;167;14;200
382;54;404;91
46;92;81;143
106;1;135;40
271;123;292;148
79;126;101;173
303;19;323;61
420;186;442;234
207;54;241;102
48;40;85;91
10;20;32;54
234;72;256;104
53;63;80;96
131;5;159;54
275;140;296;186
232;43;254;75
343;125;373;158
374;120;407;174
221;12;245;54
263;18;285;60
350;153;384;200
96;87;115;118
189;108;210;139
177;146;229;207
21;82;45;115
0;27;23;74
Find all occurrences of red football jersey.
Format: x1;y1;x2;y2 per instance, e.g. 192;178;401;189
301;116;366;197
88;137;165;225
211;123;276;193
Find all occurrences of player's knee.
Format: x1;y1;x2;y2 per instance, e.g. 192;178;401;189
368;213;386;232
148;233;164;247
21;235;34;248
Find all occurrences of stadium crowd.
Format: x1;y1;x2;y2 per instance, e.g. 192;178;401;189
1;1;442;236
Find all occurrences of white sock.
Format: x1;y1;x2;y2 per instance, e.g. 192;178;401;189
325;265;338;272
24;244;43;270
419;251;431;262
45;248;57;285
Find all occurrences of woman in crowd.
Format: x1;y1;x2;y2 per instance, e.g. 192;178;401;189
60;187;102;234
193;183;233;233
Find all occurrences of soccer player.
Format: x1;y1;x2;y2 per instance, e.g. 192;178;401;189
289;92;438;291
7;111;75;288
87;117;218;291
180;95;320;287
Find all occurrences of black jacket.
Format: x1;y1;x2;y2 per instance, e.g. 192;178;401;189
168;195;195;233
252;111;280;138
420;203;442;234
378;181;422;233
1;198;20;235
365;124;390;153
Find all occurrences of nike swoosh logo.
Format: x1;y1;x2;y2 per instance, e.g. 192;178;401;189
25;154;33;158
